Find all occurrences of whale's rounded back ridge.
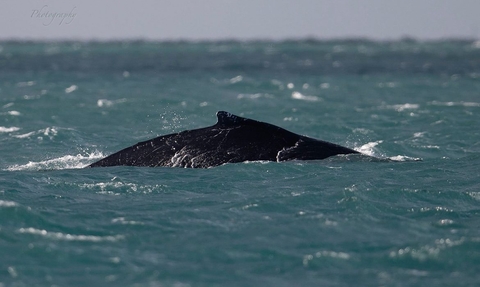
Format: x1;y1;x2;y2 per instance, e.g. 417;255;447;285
88;111;359;168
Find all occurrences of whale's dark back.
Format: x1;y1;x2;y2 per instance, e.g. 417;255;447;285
88;111;359;168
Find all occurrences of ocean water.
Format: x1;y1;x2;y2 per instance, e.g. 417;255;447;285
1;39;480;286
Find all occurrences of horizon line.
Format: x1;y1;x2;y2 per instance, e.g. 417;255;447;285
1;35;479;44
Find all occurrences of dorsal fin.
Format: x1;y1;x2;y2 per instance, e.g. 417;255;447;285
216;111;248;125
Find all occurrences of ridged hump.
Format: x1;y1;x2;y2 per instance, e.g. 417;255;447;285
216;111;249;126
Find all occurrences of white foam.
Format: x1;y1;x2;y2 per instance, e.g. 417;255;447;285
388;155;422;162
387;103;419;112
7;111;21;116
18;227;124;242
429;101;480;107
0;200;18;207
389;238;464;261
229;75;243;84
377;82;397;88
78;181;165;194
97;98;127;107
320;83;330;89
0;126;20;133
16;81;35;87
303;250;350;266
111;217;144;225
467;192;480;201
354;141;421;161
237;93;262;99
291;91;320;102
6;152;105;171
43;127;57;136
355;141;383;157
13;131;36;139
314;250;350;259
11;127;62;140
423;145;440;149
65;85;78;94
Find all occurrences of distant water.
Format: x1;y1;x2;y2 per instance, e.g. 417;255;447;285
1;40;480;287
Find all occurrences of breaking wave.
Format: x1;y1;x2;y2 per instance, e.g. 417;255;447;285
6;152;105;171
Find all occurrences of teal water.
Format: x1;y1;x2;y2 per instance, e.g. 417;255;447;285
1;40;480;286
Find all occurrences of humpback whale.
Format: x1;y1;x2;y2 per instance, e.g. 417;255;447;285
88;111;359;168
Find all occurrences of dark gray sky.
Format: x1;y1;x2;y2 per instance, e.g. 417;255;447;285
1;0;479;40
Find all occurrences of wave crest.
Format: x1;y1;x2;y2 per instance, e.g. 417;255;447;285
18;227;124;242
6;152;105;171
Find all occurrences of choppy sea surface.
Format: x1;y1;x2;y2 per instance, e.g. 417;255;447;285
1;40;480;287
